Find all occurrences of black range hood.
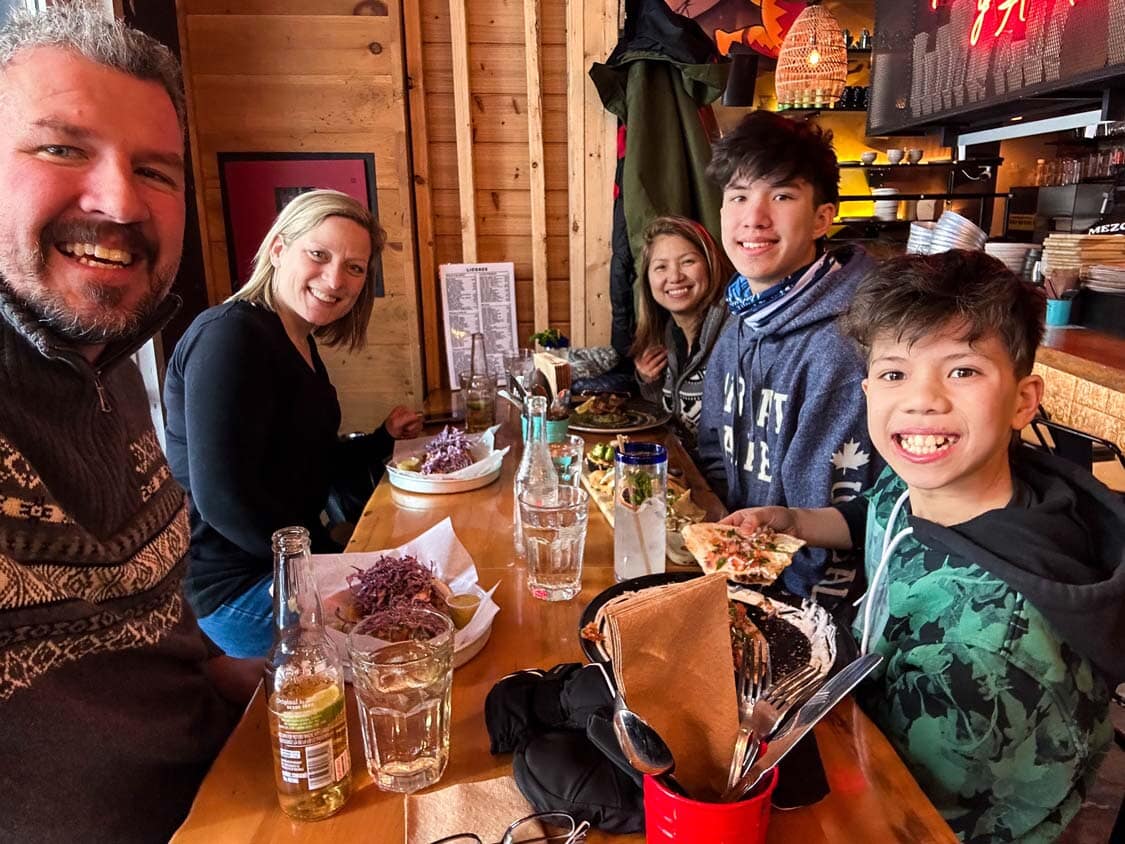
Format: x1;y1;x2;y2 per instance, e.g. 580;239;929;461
869;0;1125;143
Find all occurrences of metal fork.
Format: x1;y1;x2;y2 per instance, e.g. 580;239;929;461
722;664;822;800
726;636;772;794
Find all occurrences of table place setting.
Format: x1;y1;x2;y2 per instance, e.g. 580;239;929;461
387;425;511;494
313;517;501;670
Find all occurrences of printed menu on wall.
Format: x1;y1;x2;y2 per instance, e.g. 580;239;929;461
439;262;518;388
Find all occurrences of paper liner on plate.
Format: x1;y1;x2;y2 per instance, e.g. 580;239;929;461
311;517;500;666
391;425;510;480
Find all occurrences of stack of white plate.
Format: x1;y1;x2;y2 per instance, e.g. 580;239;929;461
871;188;900;222
1082;263;1125;294
985;242;1037;274
906;221;935;254
928;210;988;252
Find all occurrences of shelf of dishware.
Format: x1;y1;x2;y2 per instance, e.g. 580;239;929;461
774;107;867;115
838;192;1010;202
839;157;1003;169
833;218;912;226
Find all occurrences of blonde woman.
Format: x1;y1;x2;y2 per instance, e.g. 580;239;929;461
163;190;421;657
632;216;730;449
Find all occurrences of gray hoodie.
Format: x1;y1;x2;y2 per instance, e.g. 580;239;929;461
697;245;883;598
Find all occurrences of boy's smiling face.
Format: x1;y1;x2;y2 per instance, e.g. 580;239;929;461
863;322;1043;525
720;174;835;294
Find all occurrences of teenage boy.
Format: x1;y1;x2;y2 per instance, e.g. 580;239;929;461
697;111;880;600
723;250;1123;843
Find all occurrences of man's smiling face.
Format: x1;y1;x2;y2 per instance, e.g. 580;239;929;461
0;47;185;347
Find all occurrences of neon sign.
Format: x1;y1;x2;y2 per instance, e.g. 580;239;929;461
930;0;1082;47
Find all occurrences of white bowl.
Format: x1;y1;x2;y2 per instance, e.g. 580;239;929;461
860;151;877;165
886;148;905;164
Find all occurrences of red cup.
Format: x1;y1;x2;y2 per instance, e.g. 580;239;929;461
643;768;779;844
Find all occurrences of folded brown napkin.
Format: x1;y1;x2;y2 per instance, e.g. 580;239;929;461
599;572;739;798
405;775;542;844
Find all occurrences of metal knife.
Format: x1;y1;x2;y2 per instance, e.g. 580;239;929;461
731;652;883;801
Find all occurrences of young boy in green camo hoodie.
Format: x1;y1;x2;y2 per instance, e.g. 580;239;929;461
722;249;1124;843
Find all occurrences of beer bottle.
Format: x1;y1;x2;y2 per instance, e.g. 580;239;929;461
266;526;352;820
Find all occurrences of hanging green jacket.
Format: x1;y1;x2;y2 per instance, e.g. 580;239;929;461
589;0;729;309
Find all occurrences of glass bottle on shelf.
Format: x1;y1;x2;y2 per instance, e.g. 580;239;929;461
266;526;352;821
513;395;559;555
1034;159;1046;186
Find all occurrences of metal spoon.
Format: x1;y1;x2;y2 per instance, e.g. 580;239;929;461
592;662;675;776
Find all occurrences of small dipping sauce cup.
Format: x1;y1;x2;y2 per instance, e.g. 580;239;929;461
444;593;481;630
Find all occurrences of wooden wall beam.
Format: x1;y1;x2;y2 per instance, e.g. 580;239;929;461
448;0;478;262
523;0;549;331
403;0;443;390
580;0;617;347
566;0;586;347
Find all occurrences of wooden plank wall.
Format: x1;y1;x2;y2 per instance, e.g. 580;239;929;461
415;0;618;380
176;0;425;432
178;0;619;402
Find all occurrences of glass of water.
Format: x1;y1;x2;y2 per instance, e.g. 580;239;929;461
548;434;584;487
347;607;454;793
519;485;588;602
613;442;666;582
459;371;496;433
504;349;535;396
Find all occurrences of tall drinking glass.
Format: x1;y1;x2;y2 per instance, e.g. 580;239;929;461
504;349;535;396
459;371;496;433
347;607;454;793
614;442;667;582
520;485;588;601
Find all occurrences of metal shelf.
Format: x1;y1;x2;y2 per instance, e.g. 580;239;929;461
775;107;867;116
833;218;911;226
838;191;1010;201
839;158;1003;169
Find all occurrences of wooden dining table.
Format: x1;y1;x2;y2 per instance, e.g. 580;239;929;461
172;397;957;843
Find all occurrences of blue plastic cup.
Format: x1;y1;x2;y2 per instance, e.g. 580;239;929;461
1045;298;1072;327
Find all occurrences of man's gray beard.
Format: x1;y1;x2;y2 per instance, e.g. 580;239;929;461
0;243;174;344
30;281;169;344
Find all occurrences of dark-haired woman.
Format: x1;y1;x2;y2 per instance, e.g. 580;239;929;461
632;216;730;450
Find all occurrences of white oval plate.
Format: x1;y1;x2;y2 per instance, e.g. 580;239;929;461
386;462;502;494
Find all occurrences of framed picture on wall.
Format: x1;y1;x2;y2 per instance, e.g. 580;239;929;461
217;151;383;296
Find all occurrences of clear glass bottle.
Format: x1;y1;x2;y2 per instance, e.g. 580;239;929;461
266;526;352;820
1034;159;1046;186
513;395;559;555
468;331;489;378
613;443;667;582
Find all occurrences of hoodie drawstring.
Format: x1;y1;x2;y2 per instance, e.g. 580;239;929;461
857;488;913;656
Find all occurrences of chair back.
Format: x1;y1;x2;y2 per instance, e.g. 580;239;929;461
1029;414;1125;473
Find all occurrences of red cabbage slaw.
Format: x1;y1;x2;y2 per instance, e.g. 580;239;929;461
344;554;445;617
419;426;476;474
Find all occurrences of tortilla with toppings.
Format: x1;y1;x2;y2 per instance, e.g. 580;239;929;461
681;523;805;585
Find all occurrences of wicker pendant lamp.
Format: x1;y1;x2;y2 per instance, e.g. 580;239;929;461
775;1;848;109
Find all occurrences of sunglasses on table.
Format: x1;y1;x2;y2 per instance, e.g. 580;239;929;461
429;811;590;844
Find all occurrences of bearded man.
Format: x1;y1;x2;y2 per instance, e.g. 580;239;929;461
0;6;258;841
